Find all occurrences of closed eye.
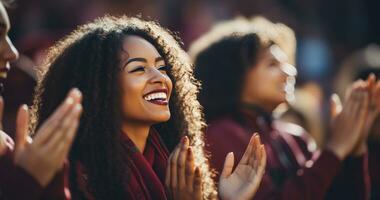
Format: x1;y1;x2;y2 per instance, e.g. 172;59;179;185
129;66;145;73
158;65;171;72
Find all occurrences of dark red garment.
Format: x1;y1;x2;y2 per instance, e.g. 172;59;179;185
1;129;170;200
76;129;169;200
205;109;370;200
0;133;70;200
369;140;380;200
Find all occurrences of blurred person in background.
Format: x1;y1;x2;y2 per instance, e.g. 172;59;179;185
0;0;84;199
191;16;373;199
335;44;380;200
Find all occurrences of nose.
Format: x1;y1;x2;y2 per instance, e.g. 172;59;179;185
1;36;19;62
149;67;168;85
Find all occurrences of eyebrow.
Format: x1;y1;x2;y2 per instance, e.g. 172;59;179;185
125;57;164;65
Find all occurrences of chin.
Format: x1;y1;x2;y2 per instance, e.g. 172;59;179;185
150;113;171;123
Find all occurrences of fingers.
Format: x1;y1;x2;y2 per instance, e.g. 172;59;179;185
165;139;182;197
185;147;195;190
42;103;82;153
45;104;82;169
251;145;266;187
34;88;82;146
177;136;189;189
0;96;3;130
239;133;255;165
257;145;266;176
193;167;202;199
330;93;342;119
220;152;234;179
15;105;29;152
367;73;376;92
248;134;261;168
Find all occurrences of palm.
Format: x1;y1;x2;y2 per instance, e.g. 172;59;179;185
218;134;266;200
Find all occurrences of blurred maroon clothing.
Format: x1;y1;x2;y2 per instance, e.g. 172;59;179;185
369;140;380;200
73;129;169;200
0;134;70;200
205;109;370;200
0;129;169;200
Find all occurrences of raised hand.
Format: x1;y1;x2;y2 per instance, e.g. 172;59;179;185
13;88;82;187
327;80;369;160
352;74;380;155
0;96;12;156
218;133;266;200
165;136;202;200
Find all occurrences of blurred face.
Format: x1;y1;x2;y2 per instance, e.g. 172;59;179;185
0;2;19;81
119;35;173;125
241;45;297;111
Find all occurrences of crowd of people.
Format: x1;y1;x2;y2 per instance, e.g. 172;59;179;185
0;0;378;199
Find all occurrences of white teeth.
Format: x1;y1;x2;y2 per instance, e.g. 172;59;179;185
144;92;167;101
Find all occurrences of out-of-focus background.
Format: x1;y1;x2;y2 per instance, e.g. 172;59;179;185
2;1;380;199
3;0;380;142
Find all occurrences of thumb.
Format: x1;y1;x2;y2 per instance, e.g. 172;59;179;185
15;105;29;152
330;93;342;119
220;152;234;179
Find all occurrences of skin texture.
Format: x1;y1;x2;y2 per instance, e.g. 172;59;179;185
0;2;84;188
328;75;380;160
218;133;266;200
0;1;18;155
120;36;267;200
14;89;83;187
0;88;83;187
241;46;296;112
0;2;18;81
119;35;173;152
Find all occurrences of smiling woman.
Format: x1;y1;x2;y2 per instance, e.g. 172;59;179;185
28;15;266;200
29;16;216;200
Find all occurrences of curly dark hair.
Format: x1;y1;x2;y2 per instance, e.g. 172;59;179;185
192;33;262;122
30;16;216;199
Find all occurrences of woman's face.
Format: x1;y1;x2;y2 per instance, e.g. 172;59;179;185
119;35;173;125
241;45;297;111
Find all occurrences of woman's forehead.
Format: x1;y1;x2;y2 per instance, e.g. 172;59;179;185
122;35;161;58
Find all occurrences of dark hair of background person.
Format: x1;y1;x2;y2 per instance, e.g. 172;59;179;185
30;16;216;200
194;33;271;122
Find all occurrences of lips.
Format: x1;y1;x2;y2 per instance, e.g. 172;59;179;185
143;88;169;106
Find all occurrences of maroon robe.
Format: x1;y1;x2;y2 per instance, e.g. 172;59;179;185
205;108;370;200
0;129;169;200
75;129;169;200
0;133;69;200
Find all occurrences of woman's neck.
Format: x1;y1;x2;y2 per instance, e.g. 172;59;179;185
121;122;151;153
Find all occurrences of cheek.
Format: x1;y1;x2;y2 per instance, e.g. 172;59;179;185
119;77;145;116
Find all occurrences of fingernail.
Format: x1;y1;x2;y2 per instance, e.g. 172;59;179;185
21;104;28;111
187;147;193;158
72;88;82;97
66;97;74;105
195;167;200;176
182;136;188;144
74;104;82;112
